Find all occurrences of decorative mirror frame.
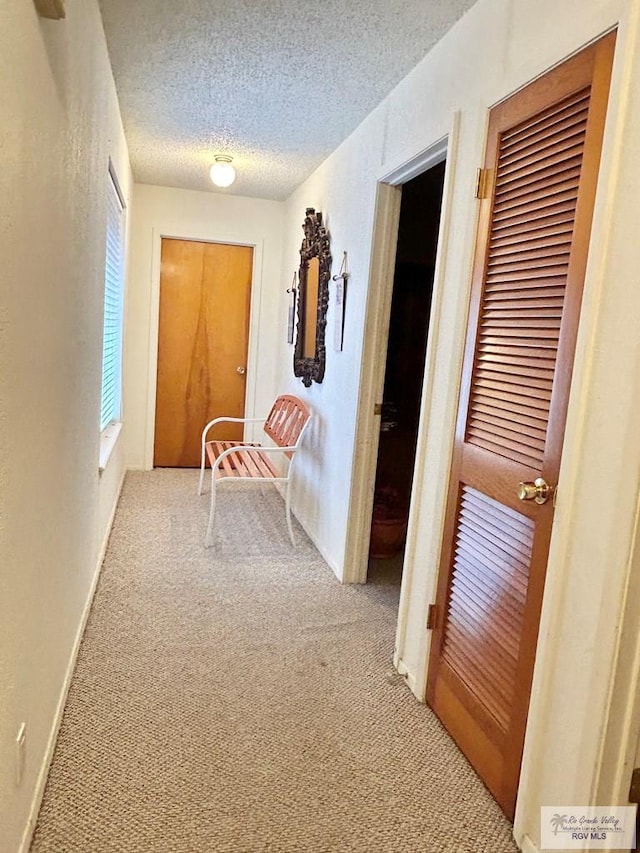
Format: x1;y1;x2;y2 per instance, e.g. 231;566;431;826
293;208;332;387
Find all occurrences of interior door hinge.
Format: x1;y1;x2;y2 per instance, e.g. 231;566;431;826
629;768;640;803
33;0;66;19
475;167;492;199
426;604;438;630
374;403;383;416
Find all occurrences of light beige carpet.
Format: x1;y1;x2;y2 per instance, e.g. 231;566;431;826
31;470;518;853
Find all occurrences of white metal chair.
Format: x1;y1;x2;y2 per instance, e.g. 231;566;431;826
198;395;312;547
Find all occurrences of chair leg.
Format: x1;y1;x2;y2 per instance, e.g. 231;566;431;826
205;474;217;547
285;478;296;546
198;446;206;495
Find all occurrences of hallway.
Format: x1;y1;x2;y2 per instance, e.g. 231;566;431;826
31;472;516;852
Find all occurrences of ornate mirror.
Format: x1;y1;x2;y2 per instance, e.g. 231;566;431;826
294;208;331;387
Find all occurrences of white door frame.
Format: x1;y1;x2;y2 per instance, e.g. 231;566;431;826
143;231;264;469
590;488;640;809
343;112;460;590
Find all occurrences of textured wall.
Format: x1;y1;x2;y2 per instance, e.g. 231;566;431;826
276;112;387;576
123;185;285;470
0;2;131;850
274;0;640;849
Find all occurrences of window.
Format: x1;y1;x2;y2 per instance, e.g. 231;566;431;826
100;166;126;432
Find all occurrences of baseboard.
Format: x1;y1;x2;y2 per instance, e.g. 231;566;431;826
125;459;147;471
394;654;421;699
18;469;126;853
394;651;408;675
293;509;342;580
519;833;540;853
273;483;343;581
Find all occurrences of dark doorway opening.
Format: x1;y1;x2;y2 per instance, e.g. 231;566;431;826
367;160;446;583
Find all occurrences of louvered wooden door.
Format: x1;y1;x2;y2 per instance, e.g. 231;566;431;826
425;33;615;819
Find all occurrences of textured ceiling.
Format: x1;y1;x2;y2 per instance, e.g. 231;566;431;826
98;0;478;200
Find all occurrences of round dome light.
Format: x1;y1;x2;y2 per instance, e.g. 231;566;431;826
210;155;236;188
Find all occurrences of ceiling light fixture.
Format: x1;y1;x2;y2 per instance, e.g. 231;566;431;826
210;155;236;188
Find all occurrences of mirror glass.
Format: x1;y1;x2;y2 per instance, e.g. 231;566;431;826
303;257;319;359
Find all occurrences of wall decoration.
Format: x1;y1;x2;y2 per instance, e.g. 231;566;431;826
286;272;297;345
293;208;332;387
332;251;350;352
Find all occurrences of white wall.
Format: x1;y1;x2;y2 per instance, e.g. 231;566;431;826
273;0;640;849
275;116;387;576
0;1;132;850
124;185;284;469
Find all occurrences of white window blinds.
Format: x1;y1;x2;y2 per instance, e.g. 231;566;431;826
100;170;125;431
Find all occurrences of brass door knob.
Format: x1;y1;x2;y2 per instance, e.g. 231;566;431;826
236;366;246;375
517;477;552;505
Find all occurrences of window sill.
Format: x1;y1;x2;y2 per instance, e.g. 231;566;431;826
99;421;123;474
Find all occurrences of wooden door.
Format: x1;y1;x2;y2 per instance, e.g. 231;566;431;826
425;33;615;819
154;238;253;467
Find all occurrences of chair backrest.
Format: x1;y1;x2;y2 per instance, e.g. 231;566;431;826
263;395;311;456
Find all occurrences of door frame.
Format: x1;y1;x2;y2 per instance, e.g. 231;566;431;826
343;114;460;615
594;490;640;807
143;229;264;470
